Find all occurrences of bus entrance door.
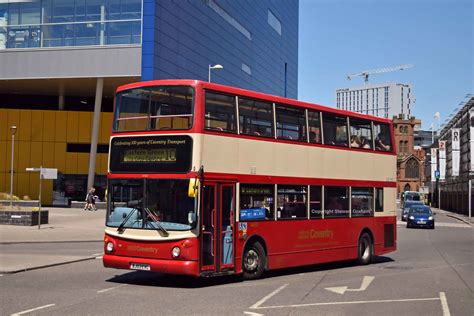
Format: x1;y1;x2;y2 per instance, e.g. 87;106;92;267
200;183;235;275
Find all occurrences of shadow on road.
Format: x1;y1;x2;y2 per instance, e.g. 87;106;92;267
105;256;394;288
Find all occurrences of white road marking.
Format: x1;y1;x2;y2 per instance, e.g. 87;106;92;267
325;276;374;294
97;284;127;293
435;222;470;228
439;292;451;316
249;284;289;309
253;297;441;309
11;303;55;315
92;253;103;256
95;256;103;259
243;312;264;316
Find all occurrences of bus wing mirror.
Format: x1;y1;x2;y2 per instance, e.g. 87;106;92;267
188;178;200;198
188;211;197;225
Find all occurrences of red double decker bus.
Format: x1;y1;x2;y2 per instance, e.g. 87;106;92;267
103;80;396;279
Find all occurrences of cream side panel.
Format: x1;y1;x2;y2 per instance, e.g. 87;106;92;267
374;187;397;217
374;155;397;182
191;134;204;173
201;135;396;182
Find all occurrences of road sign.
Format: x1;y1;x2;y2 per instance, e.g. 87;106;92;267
41;168;57;179
435;170;440;179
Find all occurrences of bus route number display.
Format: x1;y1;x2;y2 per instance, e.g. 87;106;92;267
110;136;192;173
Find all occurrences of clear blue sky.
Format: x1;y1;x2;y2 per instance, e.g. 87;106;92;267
298;0;473;129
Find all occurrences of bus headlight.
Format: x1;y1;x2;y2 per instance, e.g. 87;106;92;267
106;241;114;253
172;246;181;258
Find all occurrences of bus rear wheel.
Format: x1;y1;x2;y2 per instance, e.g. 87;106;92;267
243;241;266;280
357;233;373;265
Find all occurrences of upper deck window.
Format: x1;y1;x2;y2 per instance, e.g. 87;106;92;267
276;105;306;141
349;118;373;149
204;92;237;133
373;122;393;152
239;97;274;137
323;113;348;147
308;110;322;144
114;86;194;132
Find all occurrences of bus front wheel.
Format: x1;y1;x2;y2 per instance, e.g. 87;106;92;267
357;233;373;265
243;241;266;280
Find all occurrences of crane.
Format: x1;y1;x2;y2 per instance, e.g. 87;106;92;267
347;64;414;84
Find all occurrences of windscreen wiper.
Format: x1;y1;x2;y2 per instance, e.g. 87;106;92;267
144;208;169;236
117;208;138;234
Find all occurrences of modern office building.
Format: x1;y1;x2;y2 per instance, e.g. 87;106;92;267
0;0;299;205
336;83;413;119
414;129;434;149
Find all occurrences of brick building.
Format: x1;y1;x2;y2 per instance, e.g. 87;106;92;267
393;115;426;195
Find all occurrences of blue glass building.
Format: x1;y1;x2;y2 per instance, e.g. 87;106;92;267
0;0;298;204
0;0;298;97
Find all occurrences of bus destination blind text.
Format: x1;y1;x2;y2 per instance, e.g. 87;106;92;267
110;136;192;173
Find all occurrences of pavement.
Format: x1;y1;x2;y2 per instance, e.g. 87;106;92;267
0;206;472;274
0;207;104;274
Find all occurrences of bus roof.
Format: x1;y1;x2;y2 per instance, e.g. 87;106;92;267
116;79;393;124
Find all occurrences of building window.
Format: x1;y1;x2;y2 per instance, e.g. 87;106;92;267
405;158;419;178
207;0;251;40
267;10;281;35
1;0;142;49
241;63;252;75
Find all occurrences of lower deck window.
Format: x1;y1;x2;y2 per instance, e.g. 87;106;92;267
375;188;384;212
351;187;374;217
240;185;274;220
310;185;322;219
277;185;307;219
324;186;349;218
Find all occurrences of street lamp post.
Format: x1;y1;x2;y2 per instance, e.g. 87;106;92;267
10;125;17;209
430;123;434;144
208;64;223;82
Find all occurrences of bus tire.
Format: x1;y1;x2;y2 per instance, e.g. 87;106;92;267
242;241;266;280
357;232;373;265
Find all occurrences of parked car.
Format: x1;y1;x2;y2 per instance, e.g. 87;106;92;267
406;206;435;229
401;200;424;221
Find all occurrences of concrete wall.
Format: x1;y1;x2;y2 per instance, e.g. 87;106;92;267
0;45;141;79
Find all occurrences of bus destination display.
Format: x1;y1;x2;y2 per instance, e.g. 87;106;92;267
110;136;192;173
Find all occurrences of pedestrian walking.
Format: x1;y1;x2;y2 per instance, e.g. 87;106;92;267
84;187;97;211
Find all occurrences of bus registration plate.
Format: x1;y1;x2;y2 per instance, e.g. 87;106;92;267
130;263;151;271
